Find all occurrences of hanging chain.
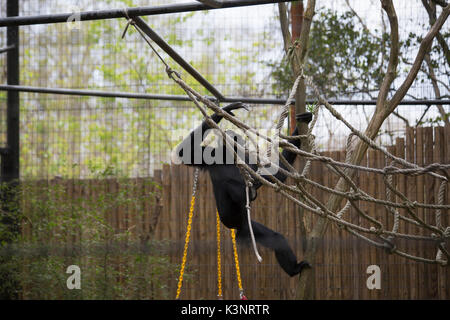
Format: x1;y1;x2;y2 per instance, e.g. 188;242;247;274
175;168;200;299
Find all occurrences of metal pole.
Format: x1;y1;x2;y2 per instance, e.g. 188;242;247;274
132;17;226;101
196;0;224;8
0;0;295;27
0;84;197;102
0;0;20;300
1;84;448;106
2;1;20;184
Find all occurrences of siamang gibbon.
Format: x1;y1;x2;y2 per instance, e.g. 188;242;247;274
172;102;312;277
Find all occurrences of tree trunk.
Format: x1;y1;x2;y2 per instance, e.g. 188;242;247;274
295;0;449;300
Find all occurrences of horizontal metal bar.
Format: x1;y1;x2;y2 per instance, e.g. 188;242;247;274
196;0;224;8
132;16;225;101
0;85;193;101
0;45;15;54
0;0;294;27
1;84;449;106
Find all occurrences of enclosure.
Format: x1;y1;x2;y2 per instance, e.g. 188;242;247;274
0;0;449;300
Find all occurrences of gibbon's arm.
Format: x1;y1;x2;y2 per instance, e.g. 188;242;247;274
254;112;313;188
171;102;248;167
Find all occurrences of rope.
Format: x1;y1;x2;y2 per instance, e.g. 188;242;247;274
236;161;262;263
245;184;262;263
121;10;179;79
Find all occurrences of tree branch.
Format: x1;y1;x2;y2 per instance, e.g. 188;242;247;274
432;0;448;7
345;0;371;33
401;58;450;92
388;3;450;111
421;0;450;66
377;0;399;113
297;0;449;300
424;53;449;125
278;3;293;54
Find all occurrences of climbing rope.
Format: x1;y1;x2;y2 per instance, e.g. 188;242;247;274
245;184;262;263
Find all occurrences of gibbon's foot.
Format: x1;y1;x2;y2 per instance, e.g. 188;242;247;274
296;112;313;124
294;260;311;276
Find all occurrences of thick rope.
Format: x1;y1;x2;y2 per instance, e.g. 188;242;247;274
246;185;262;263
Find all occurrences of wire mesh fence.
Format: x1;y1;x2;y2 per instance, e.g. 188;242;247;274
0;0;448;299
0;0;448;179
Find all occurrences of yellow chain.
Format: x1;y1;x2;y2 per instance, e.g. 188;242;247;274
231;228;243;293
216;211;223;299
176;192;243;299
175;195;196;299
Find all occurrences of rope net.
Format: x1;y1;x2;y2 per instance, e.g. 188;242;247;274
170;70;450;267
123;19;449;267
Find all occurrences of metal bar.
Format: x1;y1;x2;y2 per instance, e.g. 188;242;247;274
0;0;20;301
132;16;226;102
0;85;195;101
1;84;449;106
196;0;224;8
0;45;15;54
2;1;20;184
0;0;294;27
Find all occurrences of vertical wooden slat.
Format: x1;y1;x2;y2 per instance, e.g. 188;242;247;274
161;165;171;243
386;144;397;300
357;151;368;300
434;127;447;300
396;137;409;299
405;127;417;299
324;151;333;299
331;150;341;299
424;127;438;299
445;124;450;300
375;147;384;300
416;127;425;299
368;149;378;299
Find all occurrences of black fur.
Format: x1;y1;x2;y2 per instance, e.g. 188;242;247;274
174;102;312;276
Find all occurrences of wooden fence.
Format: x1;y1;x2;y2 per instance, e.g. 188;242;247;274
20;126;449;299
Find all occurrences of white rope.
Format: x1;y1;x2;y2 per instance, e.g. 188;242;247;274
246;185;262;263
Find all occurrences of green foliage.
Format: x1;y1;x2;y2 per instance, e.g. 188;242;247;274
416;112;450;126
269;8;390;99
402;26;449;76
0;177;187;299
